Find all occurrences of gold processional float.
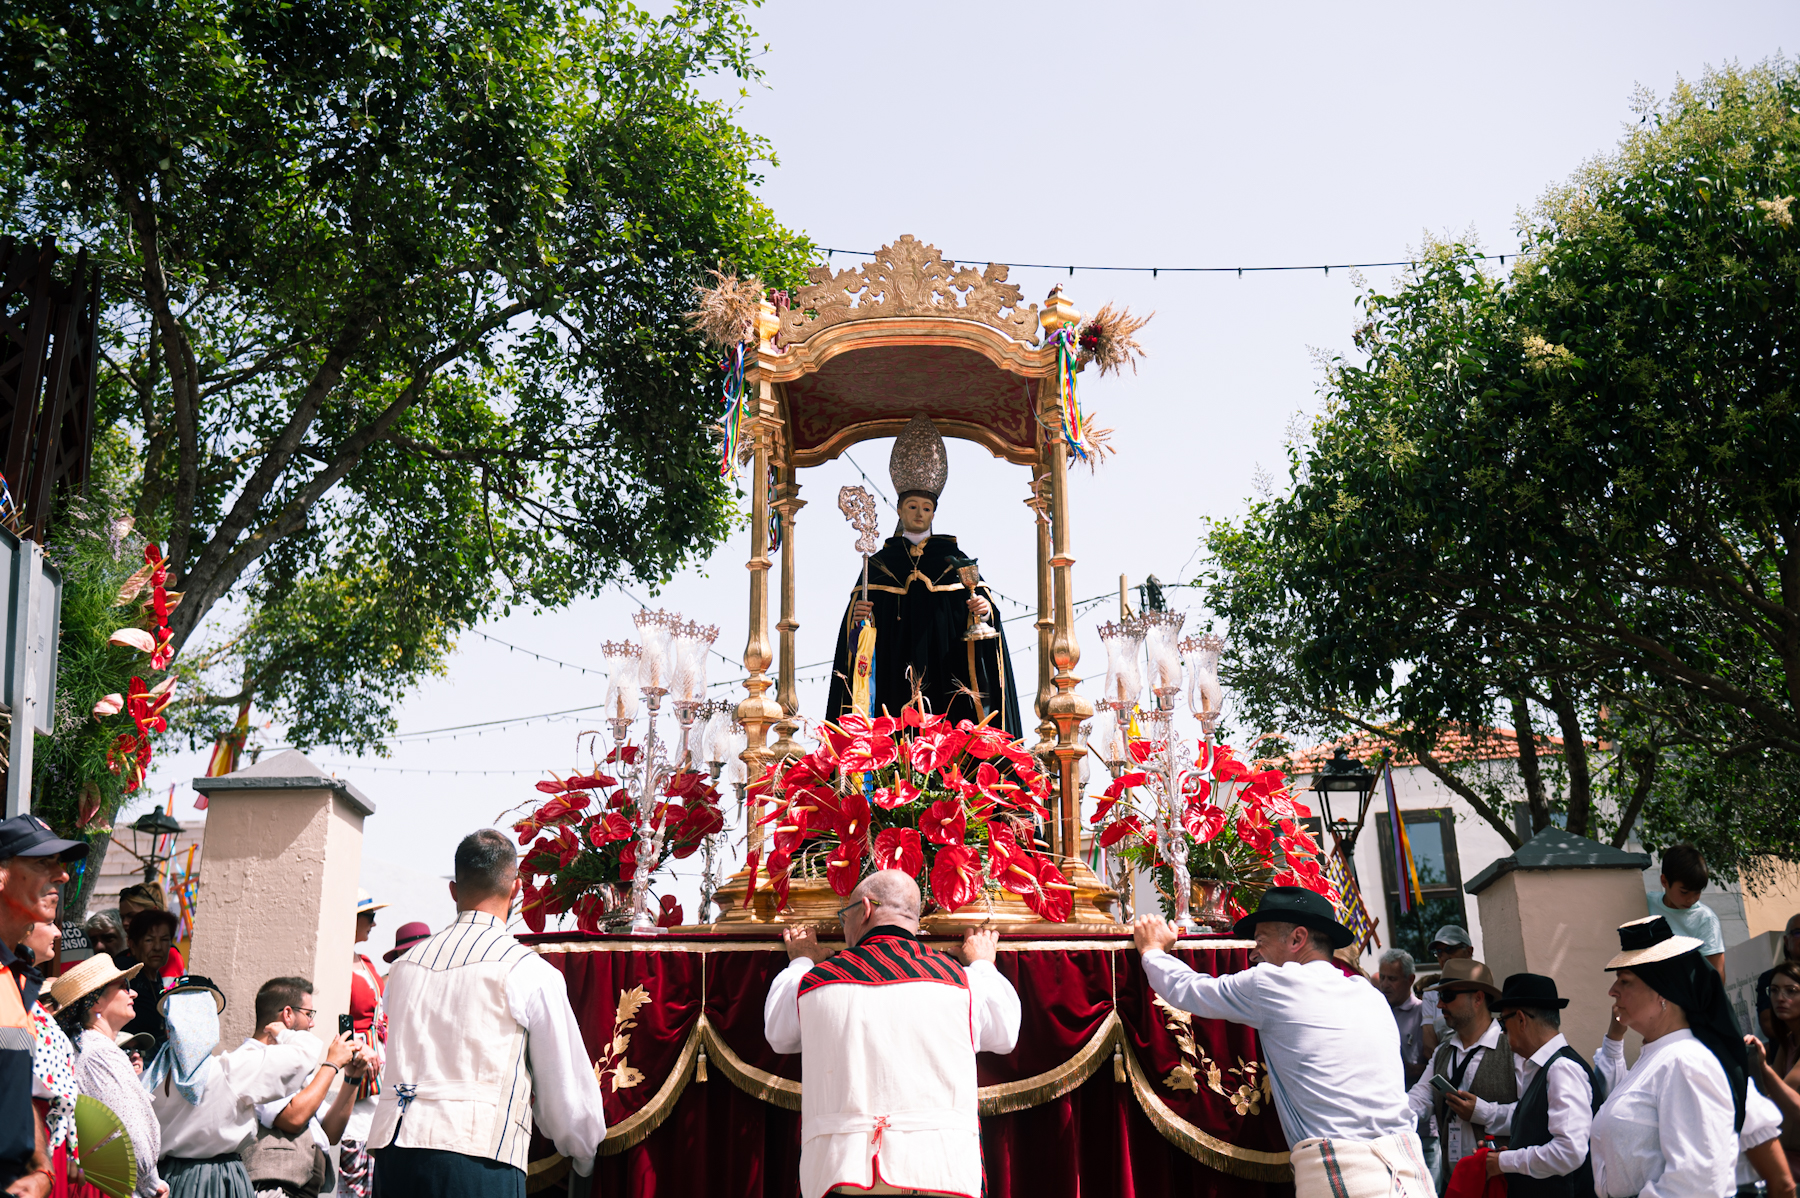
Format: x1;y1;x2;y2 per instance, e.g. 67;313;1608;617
696;235;1153;933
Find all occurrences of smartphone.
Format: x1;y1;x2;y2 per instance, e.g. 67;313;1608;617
1429;1074;1455;1097
339;1014;354;1037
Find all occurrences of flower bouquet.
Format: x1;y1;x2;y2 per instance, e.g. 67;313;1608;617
1093;738;1338;925
746;708;1077;923
512;747;726;933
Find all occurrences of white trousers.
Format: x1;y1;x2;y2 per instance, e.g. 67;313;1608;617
1291;1131;1435;1198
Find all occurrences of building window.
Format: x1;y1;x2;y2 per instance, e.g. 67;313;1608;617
1374;807;1469;961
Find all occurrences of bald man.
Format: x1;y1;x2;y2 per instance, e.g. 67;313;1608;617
765;870;1021;1198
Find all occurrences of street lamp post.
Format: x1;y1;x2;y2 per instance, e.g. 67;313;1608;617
1309;747;1380;856
128;808;185;884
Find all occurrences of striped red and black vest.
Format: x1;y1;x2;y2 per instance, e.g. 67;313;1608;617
798;928;968;996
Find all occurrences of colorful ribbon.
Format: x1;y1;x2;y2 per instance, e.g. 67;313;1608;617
718;343;747;480
1053;327;1088;462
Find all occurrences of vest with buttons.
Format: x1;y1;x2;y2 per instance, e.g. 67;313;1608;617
1432;1030;1516;1148
1506;1045;1599;1198
366;912;536;1170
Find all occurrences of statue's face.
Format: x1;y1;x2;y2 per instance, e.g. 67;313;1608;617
898;494;935;535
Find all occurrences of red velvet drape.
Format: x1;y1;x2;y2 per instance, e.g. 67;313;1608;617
526;932;1295;1198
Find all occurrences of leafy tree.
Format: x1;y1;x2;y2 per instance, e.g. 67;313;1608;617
1203;60;1800;875
0;0;811;836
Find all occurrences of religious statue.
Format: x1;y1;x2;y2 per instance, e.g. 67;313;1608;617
826;415;1023;737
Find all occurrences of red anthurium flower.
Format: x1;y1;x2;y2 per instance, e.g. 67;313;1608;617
835;713;873;737
826;837;866;896
532;790;592;829
1182;802;1227;844
820;725;858;762
1128;738;1154;764
617;838;638;882
986;824;1032;889
150;635;174;671
872;778;921;810
744;848;761;905
1103;771;1148;800
1098;815;1145;849
1091;795;1120;824
999;739;1038;771
835;792;871;843
919;798;967;846
655;895;684;928
1024;856;1076;923
606;745;642;765
974;761;1005;795
1236;808;1274;856
1181;775;1213;804
929;843;981;912
840;734;899;773
1279;822;1321;857
1213;755;1250;782
1009;789;1051;822
872;827;924;876
588;812;633;847
962;721;1011;759
536;777;574;794
520;881;551;933
1240;769;1287;799
765;849;793;909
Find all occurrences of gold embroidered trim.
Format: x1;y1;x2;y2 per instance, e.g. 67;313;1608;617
700;1015;803;1111
524;1153;570;1193
975;1011;1120;1115
1119;1035;1292;1182
597;1020;702;1156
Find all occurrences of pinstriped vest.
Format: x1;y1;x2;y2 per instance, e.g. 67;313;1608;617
367;911;537;1170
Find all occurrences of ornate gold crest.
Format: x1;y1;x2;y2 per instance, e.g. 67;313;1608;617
779;236;1040;345
1152;996;1273;1115
594;985;650;1092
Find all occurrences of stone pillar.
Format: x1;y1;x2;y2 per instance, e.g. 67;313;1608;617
1465;828;1650;1059
189;750;374;1052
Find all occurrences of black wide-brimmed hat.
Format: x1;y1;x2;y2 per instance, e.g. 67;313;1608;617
1230;885;1354;950
158;974;226;1016
1489;972;1571;1010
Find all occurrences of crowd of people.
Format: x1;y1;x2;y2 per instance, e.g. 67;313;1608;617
2;814;605;1198
8;800;1800;1198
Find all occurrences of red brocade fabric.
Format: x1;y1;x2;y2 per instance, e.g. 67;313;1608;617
524;933;1296;1198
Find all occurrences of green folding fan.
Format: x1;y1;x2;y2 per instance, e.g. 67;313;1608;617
75;1094;138;1198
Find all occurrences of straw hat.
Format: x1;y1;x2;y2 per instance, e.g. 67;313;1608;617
49;955;141;1010
1605;915;1702;971
356;889;388;915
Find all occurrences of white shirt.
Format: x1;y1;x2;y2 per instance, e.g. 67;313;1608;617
1141;951;1412;1145
507;945;609;1171
1737;1083;1784;1187
1405;1017;1502;1166
253;1032;336;1155
151;1035;317;1159
1472;1033;1593;1178
763;954;1020;1055
1420;987;1451;1040
1589;1030;1735;1198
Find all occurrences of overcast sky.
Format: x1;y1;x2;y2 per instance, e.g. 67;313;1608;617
130;3;1796;945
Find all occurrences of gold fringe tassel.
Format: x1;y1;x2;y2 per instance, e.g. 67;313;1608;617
1117;1034;1293;1182
695;1046;709;1082
1113;1043;1125;1083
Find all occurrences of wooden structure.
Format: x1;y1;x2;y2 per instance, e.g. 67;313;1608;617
717;235;1108;922
0;237;101;537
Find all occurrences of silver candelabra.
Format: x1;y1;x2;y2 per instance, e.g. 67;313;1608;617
604;611;720;934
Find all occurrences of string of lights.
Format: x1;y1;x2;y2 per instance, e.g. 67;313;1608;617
470;629;607;677
819;246;1522;278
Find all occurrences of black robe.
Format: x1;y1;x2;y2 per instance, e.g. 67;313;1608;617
825;534;1023;738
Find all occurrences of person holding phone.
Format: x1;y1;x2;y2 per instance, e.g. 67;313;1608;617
1403;958;1516;1185
246;977;367;1198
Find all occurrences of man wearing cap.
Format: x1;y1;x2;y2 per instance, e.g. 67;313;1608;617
0;812;89;1198
1467;974;1598;1197
1134;887;1431;1198
339;890;390;1198
1420;925;1474;1041
147;973;320;1197
1405;958;1517;1186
